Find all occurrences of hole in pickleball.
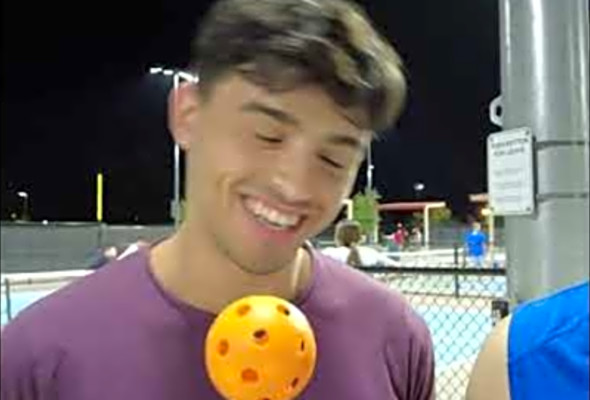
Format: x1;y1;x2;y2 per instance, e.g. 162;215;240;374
217;339;229;356
237;304;251;316
277;304;290;316
253;329;269;345
241;368;259;383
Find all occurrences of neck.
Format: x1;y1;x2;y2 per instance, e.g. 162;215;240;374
149;223;312;314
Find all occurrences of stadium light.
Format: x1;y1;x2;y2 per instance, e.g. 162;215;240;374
413;182;425;192
148;66;199;226
16;191;30;221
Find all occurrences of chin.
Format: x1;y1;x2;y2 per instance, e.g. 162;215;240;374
236;262;284;276
232;246;300;276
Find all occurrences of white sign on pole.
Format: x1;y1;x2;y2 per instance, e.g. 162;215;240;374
487;127;535;216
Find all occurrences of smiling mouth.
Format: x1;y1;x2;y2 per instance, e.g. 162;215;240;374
242;196;304;231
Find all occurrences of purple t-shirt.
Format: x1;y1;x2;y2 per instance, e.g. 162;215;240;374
1;248;435;400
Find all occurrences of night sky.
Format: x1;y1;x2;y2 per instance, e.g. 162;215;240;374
1;0;500;224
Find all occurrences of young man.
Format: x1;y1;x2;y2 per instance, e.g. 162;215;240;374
464;221;487;268
1;0;435;399
466;281;589;400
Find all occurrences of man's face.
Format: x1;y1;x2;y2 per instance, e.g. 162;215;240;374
174;74;371;275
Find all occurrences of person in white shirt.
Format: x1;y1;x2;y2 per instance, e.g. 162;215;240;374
116;240;149;260
322;220;399;267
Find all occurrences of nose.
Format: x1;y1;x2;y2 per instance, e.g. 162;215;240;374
268;146;315;206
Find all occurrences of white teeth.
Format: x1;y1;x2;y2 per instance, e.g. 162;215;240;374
268;210;280;224
253;201;264;216
276;214;292;227
245;198;301;229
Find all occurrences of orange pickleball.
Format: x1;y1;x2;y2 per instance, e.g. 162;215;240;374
205;295;317;400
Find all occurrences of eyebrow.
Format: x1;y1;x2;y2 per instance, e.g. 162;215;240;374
326;133;366;153
241;100;368;152
240;101;300;126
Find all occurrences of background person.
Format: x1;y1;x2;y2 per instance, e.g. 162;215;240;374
466;281;589;400
322;220;399;267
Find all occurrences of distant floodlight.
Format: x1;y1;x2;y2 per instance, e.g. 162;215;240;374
413;182;425;192
149;67;163;74
163;69;174;76
17;191;28;198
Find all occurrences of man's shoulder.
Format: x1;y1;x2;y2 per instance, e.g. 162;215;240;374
509;281;589;362
2;251;150;348
506;282;589;399
0;250;163;394
311;251;430;339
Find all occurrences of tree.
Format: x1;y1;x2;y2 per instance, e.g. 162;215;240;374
430;207;452;224
352;188;381;243
411;211;424;227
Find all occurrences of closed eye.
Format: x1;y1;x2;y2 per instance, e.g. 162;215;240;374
319;155;344;169
255;133;283;144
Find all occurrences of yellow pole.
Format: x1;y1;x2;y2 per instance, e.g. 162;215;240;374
96;173;103;222
342;199;353;220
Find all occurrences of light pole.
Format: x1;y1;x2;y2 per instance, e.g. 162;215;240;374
366;142;374;191
17;191;29;221
149;67;198;226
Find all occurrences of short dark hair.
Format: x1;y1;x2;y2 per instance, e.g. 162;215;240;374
191;0;407;131
335;219;363;267
335;219;362;247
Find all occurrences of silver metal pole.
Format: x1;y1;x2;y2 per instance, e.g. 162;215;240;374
173;73;181;227
499;0;589;302
366;142;374;190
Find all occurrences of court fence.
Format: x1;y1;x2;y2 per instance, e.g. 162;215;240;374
363;265;508;400
1;221;505;275
0;222;174;273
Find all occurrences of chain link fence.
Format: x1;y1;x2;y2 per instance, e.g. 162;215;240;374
363;265;507;400
0;222;174;273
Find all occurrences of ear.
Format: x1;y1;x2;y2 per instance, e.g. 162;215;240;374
168;81;201;151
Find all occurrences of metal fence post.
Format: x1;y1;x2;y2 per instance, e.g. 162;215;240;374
4;278;12;322
491;298;510;326
453;243;461;297
97;223;105;250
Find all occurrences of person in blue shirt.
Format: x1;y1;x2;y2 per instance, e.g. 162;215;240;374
464;221;487;267
466;280;589;400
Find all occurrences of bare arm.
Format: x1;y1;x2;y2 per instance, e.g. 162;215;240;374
465;315;512;400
